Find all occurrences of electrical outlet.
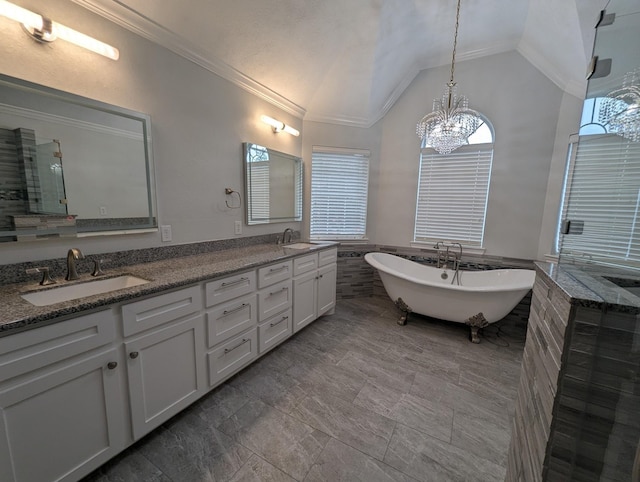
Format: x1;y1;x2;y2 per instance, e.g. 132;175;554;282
234;221;242;235
161;225;172;242
99;206;107;216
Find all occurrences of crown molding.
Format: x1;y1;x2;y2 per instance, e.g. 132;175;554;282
517;39;587;99
70;0;306;118
303;112;371;128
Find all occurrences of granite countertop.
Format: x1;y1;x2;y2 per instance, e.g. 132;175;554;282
0;242;337;336
535;261;640;312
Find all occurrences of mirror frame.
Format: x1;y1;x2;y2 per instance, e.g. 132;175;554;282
243;142;303;225
0;73;156;241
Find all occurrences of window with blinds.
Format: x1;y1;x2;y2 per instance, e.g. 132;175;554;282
558;134;640;267
246;144;270;223
310;147;369;240
414;144;493;246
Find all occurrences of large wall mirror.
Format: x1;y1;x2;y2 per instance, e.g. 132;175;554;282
0;74;156;242
244;143;302;225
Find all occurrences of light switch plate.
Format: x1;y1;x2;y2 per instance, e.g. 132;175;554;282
161;225;172;242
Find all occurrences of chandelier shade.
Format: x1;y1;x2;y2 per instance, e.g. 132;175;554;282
598;68;640;143
416;0;482;155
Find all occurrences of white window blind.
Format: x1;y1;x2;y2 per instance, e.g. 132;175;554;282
559;134;640;266
310;147;369;240
414;144;493;246
246;145;270;223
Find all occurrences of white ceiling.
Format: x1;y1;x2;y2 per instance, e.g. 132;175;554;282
73;0;608;127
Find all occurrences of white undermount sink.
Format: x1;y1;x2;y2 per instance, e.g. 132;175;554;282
21;275;150;307
283;243;317;249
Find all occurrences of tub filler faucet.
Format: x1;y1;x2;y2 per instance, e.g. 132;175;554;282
434;242;462;285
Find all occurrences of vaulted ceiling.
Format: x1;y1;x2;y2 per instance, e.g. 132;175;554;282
74;0;608;127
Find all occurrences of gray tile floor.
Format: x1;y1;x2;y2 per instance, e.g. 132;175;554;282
84;296;526;482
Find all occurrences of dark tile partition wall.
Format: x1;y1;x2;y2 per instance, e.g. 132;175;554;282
506;266;572;481
546;305;640;481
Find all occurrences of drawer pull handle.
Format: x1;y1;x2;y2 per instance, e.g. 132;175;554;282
269;266;288;273
129;351;139;359
268;287;288;297
224;338;249;354
220;277;249;288
222;303;248;317
107;361;118;370
270;316;288;327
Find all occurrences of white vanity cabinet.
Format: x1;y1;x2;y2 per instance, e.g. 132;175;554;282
0;310;126;482
292;248;337;333
121;286;206;440
0;245;338;482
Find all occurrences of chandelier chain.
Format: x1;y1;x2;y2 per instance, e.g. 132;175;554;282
449;0;462;84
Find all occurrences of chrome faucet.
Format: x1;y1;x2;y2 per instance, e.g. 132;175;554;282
280;228;294;244
65;248;85;281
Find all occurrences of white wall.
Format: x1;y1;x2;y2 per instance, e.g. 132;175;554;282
372;51;579;259
301;121;383;241
0;0;302;264
0;1;582;266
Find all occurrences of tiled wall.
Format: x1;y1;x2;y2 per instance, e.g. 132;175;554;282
506;265;572;481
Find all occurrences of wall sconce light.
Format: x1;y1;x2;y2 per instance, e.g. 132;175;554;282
261;115;300;137
0;0;119;60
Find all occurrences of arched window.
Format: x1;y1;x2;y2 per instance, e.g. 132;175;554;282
414;116;494;247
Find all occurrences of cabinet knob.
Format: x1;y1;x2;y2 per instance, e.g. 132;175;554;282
107;361;118;370
129;351;139;359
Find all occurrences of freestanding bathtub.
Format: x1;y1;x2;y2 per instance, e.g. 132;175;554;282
364;252;535;342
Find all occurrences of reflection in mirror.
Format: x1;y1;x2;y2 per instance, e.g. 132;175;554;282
244;143;302;225
0;74;156;242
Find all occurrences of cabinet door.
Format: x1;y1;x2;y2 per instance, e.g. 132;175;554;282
0;349;125;482
125;314;205;440
317;263;337;316
293;271;317;333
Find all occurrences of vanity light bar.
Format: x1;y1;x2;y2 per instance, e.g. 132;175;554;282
0;0;119;60
261;115;300;137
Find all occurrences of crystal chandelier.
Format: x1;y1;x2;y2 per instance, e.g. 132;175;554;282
416;0;482;155
599;68;640;143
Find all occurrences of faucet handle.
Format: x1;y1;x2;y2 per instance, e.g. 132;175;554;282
26;267;56;286
91;258;109;277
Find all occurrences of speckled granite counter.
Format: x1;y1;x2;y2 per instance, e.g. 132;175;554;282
0;242;337;336
535;261;640;312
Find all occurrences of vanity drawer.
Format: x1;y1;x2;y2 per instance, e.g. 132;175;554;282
0;310;115;383
318;248;337;267
207;328;257;386
258;280;292;322
206;271;256;307
258;261;292;288
293;253;318;277
206;294;257;347
258;308;292;354
122;285;201;337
